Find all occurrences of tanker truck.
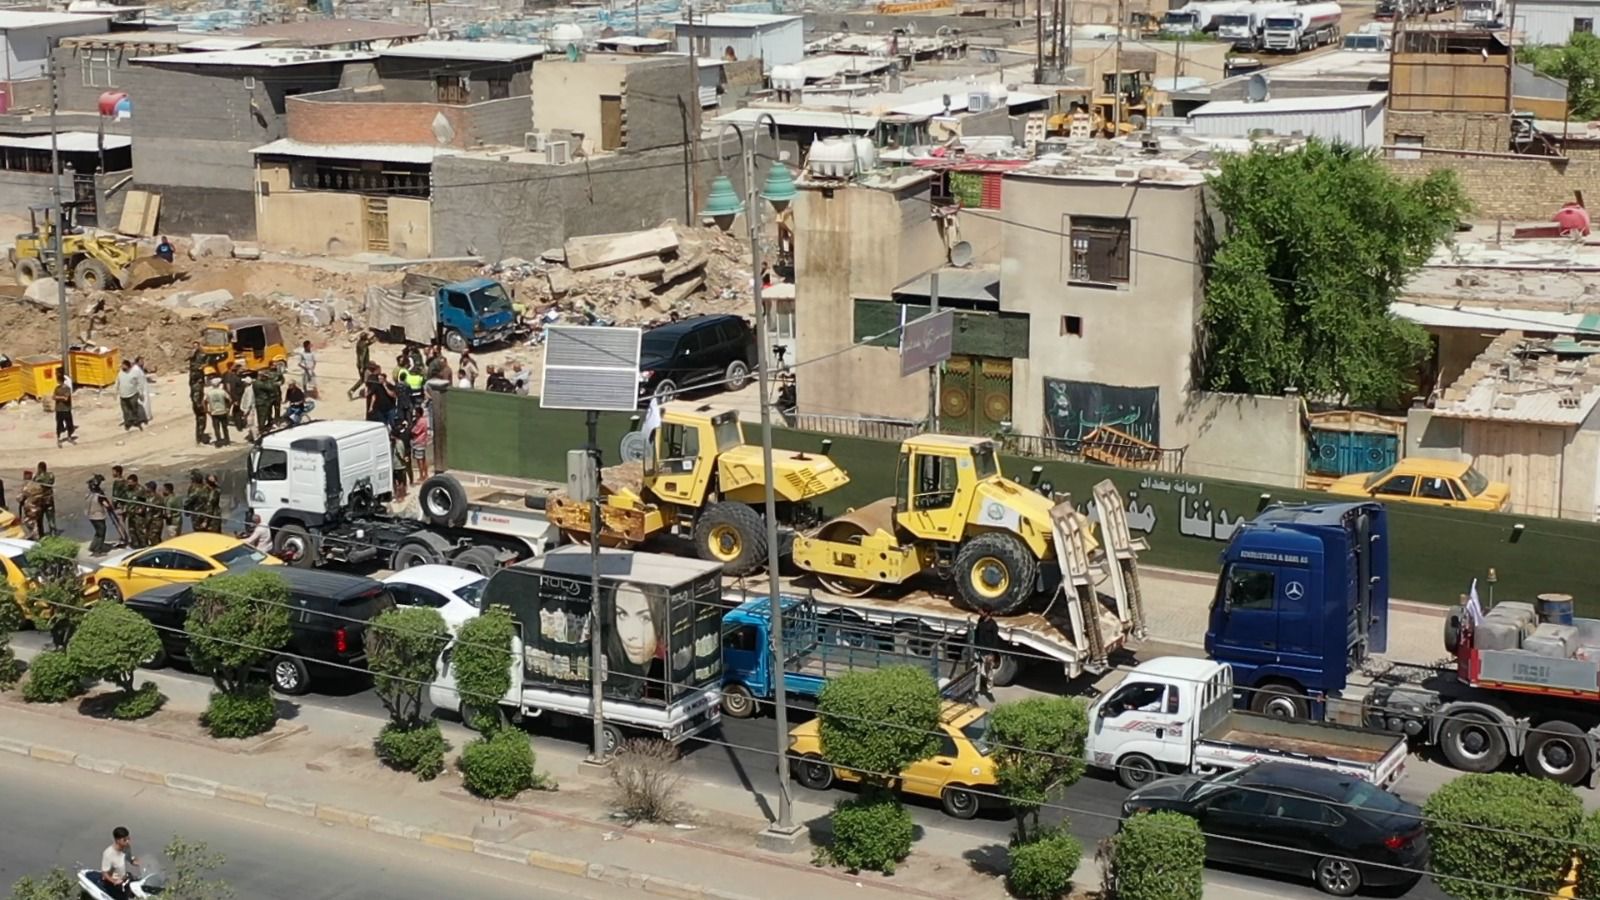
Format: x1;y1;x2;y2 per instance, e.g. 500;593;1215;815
1214;2;1297;50
1262;1;1343;51
1160;0;1250;35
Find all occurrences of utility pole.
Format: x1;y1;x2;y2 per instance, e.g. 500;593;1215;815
47;40;68;374
927;275;940;433
1034;0;1043;81
686;1;704;219
585;410;608;764
1112;0;1125;135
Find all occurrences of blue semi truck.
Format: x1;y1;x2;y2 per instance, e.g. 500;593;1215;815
369;273;522;354
719;594;977;718
1207;500;1600;784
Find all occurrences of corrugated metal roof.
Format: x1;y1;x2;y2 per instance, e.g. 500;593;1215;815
380;40;545;62
1191;92;1387;116
678;12;801;27
1432;378;1600;425
250;138;447;164
714;106;878;131
1432;332;1600;425
136;48;375;67
1393;301;1600;335
237;18;426;44
0;10;109;29
0;132;129;152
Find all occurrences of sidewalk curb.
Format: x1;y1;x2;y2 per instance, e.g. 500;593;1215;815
1;736;814;900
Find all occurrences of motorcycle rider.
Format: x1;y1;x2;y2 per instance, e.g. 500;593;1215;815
100;825;138;898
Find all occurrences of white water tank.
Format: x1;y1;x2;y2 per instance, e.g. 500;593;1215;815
852;136;877;172
770;64;805;92
549;23;583;44
808;138;855;177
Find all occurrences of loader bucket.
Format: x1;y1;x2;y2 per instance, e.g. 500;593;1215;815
124;256;175;289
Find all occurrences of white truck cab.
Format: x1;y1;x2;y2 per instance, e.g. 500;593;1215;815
249;420;394;526
1087;657;1407;789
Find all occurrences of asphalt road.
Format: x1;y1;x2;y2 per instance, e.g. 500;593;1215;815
0;751;628;900
11;631;1446;899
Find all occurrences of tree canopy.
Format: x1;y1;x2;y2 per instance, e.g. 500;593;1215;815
816;665;941;786
1522;34;1600;120
368;606;449;728
186;569;293;694
989;696;1089;842
1199;140;1469;408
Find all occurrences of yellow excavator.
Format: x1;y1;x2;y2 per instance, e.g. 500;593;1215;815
790;433;1081;615
1048;69;1157;138
10;203;172;291
542;402;850;576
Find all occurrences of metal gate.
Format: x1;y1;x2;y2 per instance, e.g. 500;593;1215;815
72;174;97;227
939;355;1012;436
363;197;389;252
1305;410;1404;486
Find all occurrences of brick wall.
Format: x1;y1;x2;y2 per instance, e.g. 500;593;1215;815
1387;110;1511;153
287;94;528;149
1385;155;1600;219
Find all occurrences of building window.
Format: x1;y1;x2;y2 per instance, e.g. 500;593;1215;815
79;49;115;88
1576;17;1595;32
436;74;468;104
1393;134;1424;160
1061;315;1083;337
1067;216;1131;285
772;300;796;340
487;77;511;100
289;158;432;198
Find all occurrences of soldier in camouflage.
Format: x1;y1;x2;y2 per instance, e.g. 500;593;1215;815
203;474;223;533
33;461;55;536
182;470;208;534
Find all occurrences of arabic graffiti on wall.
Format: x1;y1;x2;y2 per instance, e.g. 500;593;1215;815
1078;476;1245;543
1043;378;1160;445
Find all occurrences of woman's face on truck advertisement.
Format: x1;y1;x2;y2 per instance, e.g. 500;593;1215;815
615;584;658;666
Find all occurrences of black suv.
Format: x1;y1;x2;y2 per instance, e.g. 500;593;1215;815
126;567;396;695
638;314;758;402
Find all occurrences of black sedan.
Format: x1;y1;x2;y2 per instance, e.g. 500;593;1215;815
1120;762;1427;897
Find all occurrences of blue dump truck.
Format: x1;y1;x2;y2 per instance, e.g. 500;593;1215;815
1207;500;1600;784
719;594;977;718
367;273;522;353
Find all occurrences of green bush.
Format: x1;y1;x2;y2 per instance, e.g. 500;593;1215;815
1576;810;1600;900
1426;772;1582;900
21;650;82;703
453;608;515;732
819;791;916;875
368;606;449;728
7;865;79;900
990;697;1089;842
376;720;449;781
112;681;165;720
201;688;277;739
460;728;550;799
68;602;162;694
1007;829;1083;900
0;593;19;689
1112;812;1203;900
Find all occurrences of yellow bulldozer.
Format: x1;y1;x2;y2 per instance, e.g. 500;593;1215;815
1048;69;1157;138
790;433;1083;615
542;402;850;576
10;203;172;292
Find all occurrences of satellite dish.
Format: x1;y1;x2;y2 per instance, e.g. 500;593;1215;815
431;111;455;145
619;431;648;464
950;240;974;267
1245;73;1269;103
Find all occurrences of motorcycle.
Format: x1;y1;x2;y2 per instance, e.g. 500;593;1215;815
77;865;164;898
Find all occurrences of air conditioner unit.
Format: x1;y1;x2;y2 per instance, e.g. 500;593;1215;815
545;140;571;165
524;131;545;151
967;91;989;112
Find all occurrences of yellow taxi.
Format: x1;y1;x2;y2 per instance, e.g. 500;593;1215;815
1327;458;1511;511
787;700;996;820
91;532;282;604
1;537;100;622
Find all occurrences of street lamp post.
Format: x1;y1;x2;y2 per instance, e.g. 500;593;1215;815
703;118;802;844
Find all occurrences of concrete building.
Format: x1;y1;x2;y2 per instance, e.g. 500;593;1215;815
126;48;372;236
1386;26;1513;154
49;32;261;115
531;54;698;157
1517;0;1600;45
233;19;427;50
674;13;803;73
1171;50;1392;110
1188;93;1387;148
0;131;130;227
0;11;109;109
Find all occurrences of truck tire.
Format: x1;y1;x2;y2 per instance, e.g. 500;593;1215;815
451;546;498;576
1524;720;1592;785
419;474;470;528
1443;612;1462;655
272;523;317;568
74;257;115;292
391;539;443;569
954;532;1037;616
601;723;626;758
15;257;43;286
1248;683;1309;719
721;683;759;719
793;756;835;791
1440;712;1508;773
442;328;468;354
1116;753;1159;789
692;503;767;576
991;651;1022;688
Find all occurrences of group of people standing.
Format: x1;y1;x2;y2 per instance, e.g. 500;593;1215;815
187;343;308;447
12;462;57;540
85;466;223;553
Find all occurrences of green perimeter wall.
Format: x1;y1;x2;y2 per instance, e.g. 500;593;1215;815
439;389;1600;616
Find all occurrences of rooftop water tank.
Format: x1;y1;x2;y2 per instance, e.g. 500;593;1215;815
808;138;855;178
550;23;584;44
770;64;804;92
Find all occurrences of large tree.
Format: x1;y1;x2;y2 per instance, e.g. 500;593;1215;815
1199;140;1469;408
1522;34;1600;120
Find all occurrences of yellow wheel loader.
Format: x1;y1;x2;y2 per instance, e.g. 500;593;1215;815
9;203;172;291
542;402;850;576
790;434;1081;615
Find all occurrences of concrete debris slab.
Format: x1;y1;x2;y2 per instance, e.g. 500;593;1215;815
232;242;262;260
563;226;678;271
184;289;235;312
22;277;63;307
189;234;234;260
587;255;668;281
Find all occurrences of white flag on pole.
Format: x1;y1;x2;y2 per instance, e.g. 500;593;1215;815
641;396;663;443
1465;578;1484;625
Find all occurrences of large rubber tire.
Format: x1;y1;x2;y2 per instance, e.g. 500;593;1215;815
97;579;123;604
724;359;750;390
601;723;626;758
1440;712;1508;773
793;756;835;791
272;523;317;568
954;532;1038;615
271;655;310;695
419;474;470;528
1116;753;1160;789
1524;720;1592;785
74;257;114;292
1443;612;1462;655
1248;683;1309;719
15;257;43;286
1313;856;1362;897
692;502;767;576
990;651;1022;688
721;683;759;719
442;328;468;354
391;539;443;569
940;786;981;820
451;546;498;576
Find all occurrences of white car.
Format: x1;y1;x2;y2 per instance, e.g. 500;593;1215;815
381;564;486;632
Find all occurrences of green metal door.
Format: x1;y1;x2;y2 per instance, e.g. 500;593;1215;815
939;355;1012;436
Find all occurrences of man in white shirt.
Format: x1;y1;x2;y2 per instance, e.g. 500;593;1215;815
100;825;137;898
241;513;273;554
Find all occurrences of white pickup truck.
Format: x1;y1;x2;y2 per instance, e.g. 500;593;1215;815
1087;657;1408;789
